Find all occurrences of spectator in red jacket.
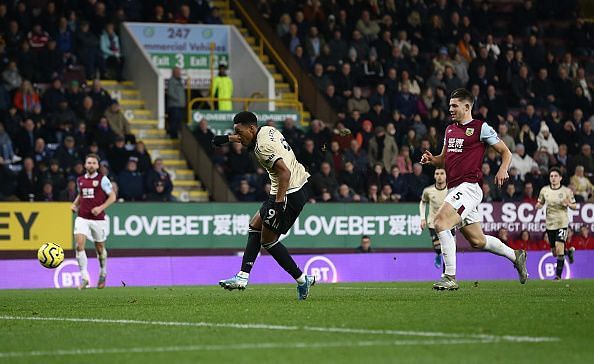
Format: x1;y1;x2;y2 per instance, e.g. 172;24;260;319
570;226;594;250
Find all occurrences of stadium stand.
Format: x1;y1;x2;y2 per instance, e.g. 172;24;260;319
0;0;592;247
0;1;215;202
205;0;593;206
195;0;593;249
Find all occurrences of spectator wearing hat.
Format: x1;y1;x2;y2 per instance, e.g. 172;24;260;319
131;141;152;173
107;135;129;175
104;99;135;144
93;116;115;151
117;156;144;201
166;67;186;138
536;123;559;155
42;159;66;191
146;180;173;202
145;158;173;197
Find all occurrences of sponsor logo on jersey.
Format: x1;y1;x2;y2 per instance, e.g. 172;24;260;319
465;127;474;136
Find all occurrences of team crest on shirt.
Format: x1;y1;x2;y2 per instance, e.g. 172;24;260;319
465;128;474;136
92;180;99;187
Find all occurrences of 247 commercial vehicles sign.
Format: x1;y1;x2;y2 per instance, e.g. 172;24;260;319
126;23;229;89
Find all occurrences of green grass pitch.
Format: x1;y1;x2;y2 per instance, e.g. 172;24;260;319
1;280;593;363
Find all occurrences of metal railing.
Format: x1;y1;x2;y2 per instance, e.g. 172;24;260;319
227;0;299;101
187;97;303;124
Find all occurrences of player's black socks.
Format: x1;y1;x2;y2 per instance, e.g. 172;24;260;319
434;246;441;256
262;241;303;279
556;255;565;278
240;228;261;273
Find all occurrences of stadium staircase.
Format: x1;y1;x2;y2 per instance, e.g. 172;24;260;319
100;80;208;202
212;0;311;125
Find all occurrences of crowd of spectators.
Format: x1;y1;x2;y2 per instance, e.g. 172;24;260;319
499;225;594;252
0;1;222;202
206;0;593;205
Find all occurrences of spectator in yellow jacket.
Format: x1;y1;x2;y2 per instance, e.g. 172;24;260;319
212;64;233;110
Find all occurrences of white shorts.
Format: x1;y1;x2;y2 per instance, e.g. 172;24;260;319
74;217;108;242
444;182;483;228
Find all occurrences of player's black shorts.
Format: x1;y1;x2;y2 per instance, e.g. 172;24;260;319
429;228;456;243
546;228;568;248
260;184;309;234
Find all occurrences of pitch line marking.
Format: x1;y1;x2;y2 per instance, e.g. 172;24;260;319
0;316;559;343
0;339;515;358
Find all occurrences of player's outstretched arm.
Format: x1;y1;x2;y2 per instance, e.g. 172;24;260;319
212;134;241;146
491;141;512;187
420;144;445;168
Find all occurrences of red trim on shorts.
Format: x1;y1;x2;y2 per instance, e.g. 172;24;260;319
457;205;466;215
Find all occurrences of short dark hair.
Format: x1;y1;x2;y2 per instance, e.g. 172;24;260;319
362;235;370;241
233;111;258;126
549;167;562;176
450;88;473;104
85;153;100;163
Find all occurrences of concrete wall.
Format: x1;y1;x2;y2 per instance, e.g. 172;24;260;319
228;26;275;111
121;23;165;129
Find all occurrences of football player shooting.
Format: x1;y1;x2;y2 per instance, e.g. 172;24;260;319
71;154;117;289
420;88;528;290
212;111;315;300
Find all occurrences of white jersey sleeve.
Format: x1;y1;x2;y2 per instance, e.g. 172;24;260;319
100;176;113;194
480;122;500;146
